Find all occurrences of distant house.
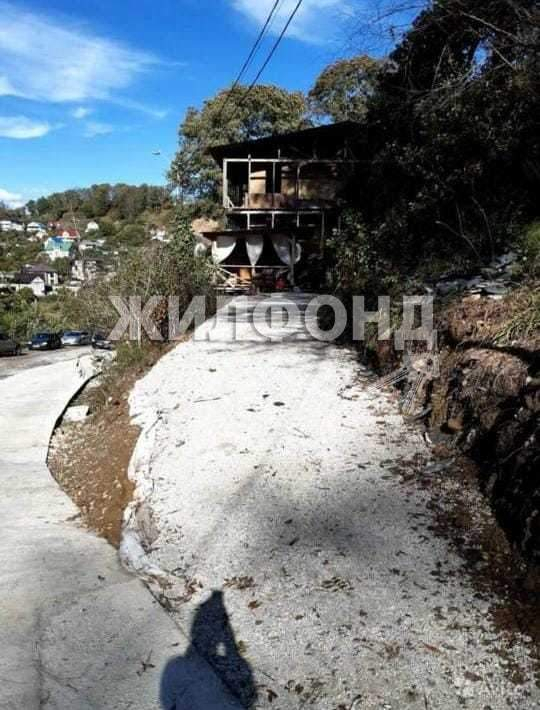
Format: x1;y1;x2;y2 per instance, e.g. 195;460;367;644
22;263;59;288
72;258;101;282
12;272;46;297
26;221;45;234
0;220;23;233
79;239;100;252
85;221;99;233
44;237;75;261
57;227;80;240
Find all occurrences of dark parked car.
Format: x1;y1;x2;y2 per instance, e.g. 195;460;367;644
29;332;62;350
61;330;92;346
0;333;22;356
91;333;114;351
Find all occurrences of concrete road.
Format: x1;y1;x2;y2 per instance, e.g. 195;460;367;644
0;346;89;380
0;356;242;709
124;294;539;710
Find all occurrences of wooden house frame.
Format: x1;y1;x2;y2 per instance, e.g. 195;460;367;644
205;121;361;290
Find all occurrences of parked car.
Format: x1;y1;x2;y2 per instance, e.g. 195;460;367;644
29;332;62;350
0;333;22;356
91;332;114;351
61;330;92;346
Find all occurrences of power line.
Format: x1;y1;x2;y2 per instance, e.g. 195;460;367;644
240;0;305;103
215;0;283;124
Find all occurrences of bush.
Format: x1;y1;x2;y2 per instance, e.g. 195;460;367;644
66;207;216;341
327;209;382;295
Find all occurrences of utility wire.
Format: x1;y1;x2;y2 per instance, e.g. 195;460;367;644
239;0;305;103
215;0;283;124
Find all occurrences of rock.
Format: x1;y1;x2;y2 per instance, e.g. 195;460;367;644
436;280;466;295
492;251;518;268
425;459;454;474
468;281;509;297
446;417;463;433
63;405;89;423
483;282;509;295
481;267;499;279
465;276;483;289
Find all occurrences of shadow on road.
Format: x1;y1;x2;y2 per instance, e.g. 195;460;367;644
160;590;256;709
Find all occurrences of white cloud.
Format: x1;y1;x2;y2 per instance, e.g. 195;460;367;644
0;2;158;104
0;187;25;208
83;121;114;138
72;106;92;119
232;0;353;44
111;97;168;119
0;115;51;139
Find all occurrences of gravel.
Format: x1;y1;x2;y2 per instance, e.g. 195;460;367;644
122;294;539;710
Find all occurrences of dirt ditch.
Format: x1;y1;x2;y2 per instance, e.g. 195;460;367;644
48;344;175;546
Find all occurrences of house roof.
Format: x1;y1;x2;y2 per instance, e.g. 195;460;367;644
13;272;45;284
208;121;363;162
57;228;80;238
23;263;58;274
45;237;74;252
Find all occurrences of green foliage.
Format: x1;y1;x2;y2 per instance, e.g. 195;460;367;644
112;341;155;370
97;219;117;238
358;0;539;270
169;84;309;201
30;183;172;223
45;208;216;342
0;238;41;271
327;209;381;294
113;223;146;248
309;56;381;122
167;208;217;306
521;222;540;277
0;290;72;340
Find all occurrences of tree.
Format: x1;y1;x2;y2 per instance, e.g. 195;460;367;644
355;0;540;268
309;55;382;122
89;184;111;218
169;84;309;202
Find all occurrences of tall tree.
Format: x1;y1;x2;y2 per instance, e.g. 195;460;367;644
359;0;540;265
309;55;382;122
168;84;309;203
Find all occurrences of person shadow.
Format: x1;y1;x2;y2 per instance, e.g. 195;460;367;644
160;590;257;709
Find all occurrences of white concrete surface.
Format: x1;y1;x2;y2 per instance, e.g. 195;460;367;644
0;356;242;709
125;295;540;709
0;345;90;380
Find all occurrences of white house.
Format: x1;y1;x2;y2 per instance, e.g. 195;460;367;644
0;220;13;232
12;272;46;297
85;221;99;233
22;263;59;288
26;221;46;234
43;236;75;261
79;240;100;252
72;258;100;282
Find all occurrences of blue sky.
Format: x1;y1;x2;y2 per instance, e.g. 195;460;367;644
0;0;413;207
